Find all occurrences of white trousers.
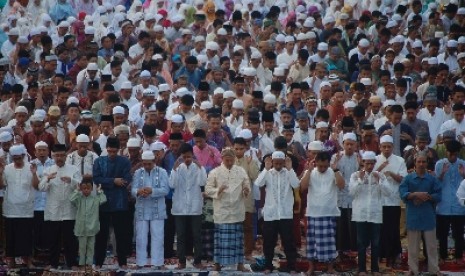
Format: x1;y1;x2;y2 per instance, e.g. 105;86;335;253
136;220;165;266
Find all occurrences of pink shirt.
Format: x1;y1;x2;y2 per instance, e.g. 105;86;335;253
193;145;222;172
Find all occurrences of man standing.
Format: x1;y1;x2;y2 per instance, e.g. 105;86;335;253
39;144;82;270
400;153;442;275
205;148;250;272
93;137;132;269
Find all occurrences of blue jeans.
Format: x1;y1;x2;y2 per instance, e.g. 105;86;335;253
356;222;381;272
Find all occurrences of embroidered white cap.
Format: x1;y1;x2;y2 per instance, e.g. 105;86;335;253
343;101;357;109
200;101;213;110
150;141;166;151
232;99;244;109
141;150;155;160
9;144;25;156
271;151;286;160
380;135;394;144
113;106;125;115
343;132;357;142
307;141;324;151
238;129;253;139
263;94;277;104
316;121;329;129
171;114;184;124
362;151;376;160
15;106;28;114
76;134;90;143
35;141;48;148
127;138;141;148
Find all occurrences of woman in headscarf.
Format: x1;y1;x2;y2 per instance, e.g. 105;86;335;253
203;0;216;23
184;6;197;26
128;0;143;20
224;0;234;20
71;19;86;44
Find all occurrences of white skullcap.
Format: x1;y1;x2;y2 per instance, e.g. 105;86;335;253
181;29;192;36
84;26;95;35
152;54;163;60
447;40;458;48
303;18;314;28
404;145;414;152
87;63;98;71
358;39;370;47
67;96;79;106
206;41;219;51
392;14;402;21
251;51;262;59
0;132;13;143
458;52;465;60
158;83;170;92
307;141;324;151
7;28;19;36
127;138;141;148
140;70;151;78
35;141;48;149
360;78;372;86
412;40;422;48
380;135;394;144
150;141;166;151
200;101;213;110
232;99;244;109
154;25;164;32
121;81;132;90
362;151;376;160
284;35;295;43
275;34;285;42
233;45;244;52
58;21;70;28
141;150;155;160
243;67;257;77
319;81;331;90
458;7;465;15
223;90;236;98
296;33;307;41
383;99;397;108
271;151;286;160
316;121;329;129
113;106;125;115
175;87;190;97
217;28;227;35
9;145;25;156
317;42;328;51
322;15;335;25
386;20;397;28
29;115;44;123
343;132;357;142
171;114;184;123
263;94;277;104
434;31;444;38
143;88;156;96
238;129;253;139
273;67;285;77
76;134;90;143
15;106;28;114
343;101;357;109
459;36;465;44
214;87;225;95
428;57;438;65
18;36;28;44
194;36;205;43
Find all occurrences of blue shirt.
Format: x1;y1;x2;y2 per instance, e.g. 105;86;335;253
434;158;465;215
174;67;203;89
93;155;132;212
161;150;178;199
399;172;442;231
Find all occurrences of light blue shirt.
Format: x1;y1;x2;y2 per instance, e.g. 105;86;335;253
31;157;55;211
131;166;170;221
435;158;465;215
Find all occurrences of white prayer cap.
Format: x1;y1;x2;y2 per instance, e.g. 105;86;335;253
358;39;370;47
238;129;253;139
150;141;166;152
447;40;458;48
434;31;444;38
58;21;70;28
152;54;163;60
175;87;190;97
30;27;40;36
127;138;141;148
141;151;155;160
121;81;132;90
243;67;257;77
200;101;213;110
322;15;335;25
458;7;465;15
263;94;277;104
275;34;285;42
428;57;438;65
317;42;328;51
171;14;185;23
412;40;422;48
217;28;227;35
339;13;349;20
41;14;52;21
224;90;236;98
214;87;225;95
306;31;316;39
194;36;205;43
362;151;376;160
113;106;125;115
360;78;372;86
458;52;465;60
343;101;357;109
115;5;126;13
84;26;95;35
386;20;397;28
76;134;90;143
35;141;48;149
206;41;219;51
273;67;285;77
140;70;151;78
18;36;28;44
7;28;19;36
380;135;394;144
87;63;98;71
232;99;244;109
29;115;44;123
343;132;357;142
284;35;295;43
15;106;28;114
181;29;192;36
0;132;13;143
251;51;262;59
428;3;437;9
319;81;331;90
307;141;324;151
9;145;25;156
154;25;163;32
197;55;207;64
80;110;93;119
296;33;307;41
392;14;402;21
459;37;465;44
316;122;329;129
383;99;397;108
171;114;184;124
158;83;170;92
67;96;79;106
143;88;156;96
38;26;48;34
303;18;314;28
233;45;244;52
271;151;286;160
404;145;414;152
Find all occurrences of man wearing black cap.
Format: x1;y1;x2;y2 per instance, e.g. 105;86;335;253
93;137;132;269
262;111;280;141
195;82;211;107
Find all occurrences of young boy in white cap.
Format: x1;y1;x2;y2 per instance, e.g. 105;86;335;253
349;151;390;276
300;151;344;275
131;150;170;269
255;151;299;273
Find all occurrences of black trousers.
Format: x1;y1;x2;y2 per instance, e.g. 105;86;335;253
164;199;176;258
46;220;78;267
5;217;33;257
95;211;132;266
175;215;202;264
33;211;47;251
379;206;402;260
436;215;465;259
263;219;297;270
336;208;357;251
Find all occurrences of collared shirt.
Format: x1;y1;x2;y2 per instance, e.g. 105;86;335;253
169;163;207;215
399;172;442;231
193;144;222;173
417;107;447;146
66;150;99;176
31;157;55;211
2;162;36;218
255;168;299;221
374;154;408;206
349;171;390;224
305;168;341;217
205;164;250;224
331;152;360;208
236;156;260;211
434;158;465;215
131;166;170;221
293;128;315;147
39;164;82;221
22;131;55;159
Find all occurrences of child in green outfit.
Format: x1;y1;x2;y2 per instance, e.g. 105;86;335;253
70;176;107;270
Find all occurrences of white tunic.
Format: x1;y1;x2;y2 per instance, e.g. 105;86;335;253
2;163;36;218
306;168;341;217
374;154;407;206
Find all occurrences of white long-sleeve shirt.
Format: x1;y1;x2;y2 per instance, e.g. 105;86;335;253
2;162;36;218
169;163;207;215
255;168;299;221
349;170;390;223
306;169;341;217
374;154;407;206
417;107;447;146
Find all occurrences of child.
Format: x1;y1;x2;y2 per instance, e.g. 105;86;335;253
300;151;345;275
70;176;107;270
169;143;207;269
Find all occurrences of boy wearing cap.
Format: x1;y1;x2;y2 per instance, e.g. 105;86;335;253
331;132;361;256
300;151;345;275
0;145;39;268
255;151;299;273
349;151;390;276
132;150;170;269
374;135;408;268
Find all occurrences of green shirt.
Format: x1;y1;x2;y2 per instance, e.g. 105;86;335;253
70;190;107;237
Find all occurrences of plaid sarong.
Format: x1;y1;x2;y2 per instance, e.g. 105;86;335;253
306;216;337;262
201;227;214;259
214;223;244;265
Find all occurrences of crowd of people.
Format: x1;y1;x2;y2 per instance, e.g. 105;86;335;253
1;0;465;275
